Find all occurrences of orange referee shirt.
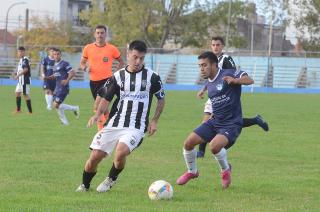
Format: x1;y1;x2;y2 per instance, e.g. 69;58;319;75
82;43;121;81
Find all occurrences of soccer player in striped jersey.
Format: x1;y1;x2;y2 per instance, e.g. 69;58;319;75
196;36;269;158
177;51;254;189
44;48;80;125
40;47;56;110
76;40;165;192
13;46;33;114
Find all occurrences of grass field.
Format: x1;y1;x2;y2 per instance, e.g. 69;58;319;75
0;86;319;211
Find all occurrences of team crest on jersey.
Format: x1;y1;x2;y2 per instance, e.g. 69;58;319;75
103;57;109;62
216;83;223;91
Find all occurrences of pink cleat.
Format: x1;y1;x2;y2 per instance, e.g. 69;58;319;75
221;163;232;189
176;171;199;185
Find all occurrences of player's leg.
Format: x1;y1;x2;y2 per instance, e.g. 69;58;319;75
76;128;117;192
43;80;54;110
243;115;269;131
197;98;212;158
177;131;207;185
14;84;22;113
53;94;69;125
96;129;144;192
22;85;32;114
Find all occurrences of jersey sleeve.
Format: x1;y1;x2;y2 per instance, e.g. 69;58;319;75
82;45;89;59
65;62;73;72
150;73;165;99
222;56;236;69
233;69;248;78
40;58;46;66
22;58;30;69
99;76;119;102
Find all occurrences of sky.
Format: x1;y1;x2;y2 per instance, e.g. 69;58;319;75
0;0;60;30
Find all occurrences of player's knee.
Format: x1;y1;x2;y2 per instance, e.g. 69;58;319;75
209;144;221;154
53;102;59;109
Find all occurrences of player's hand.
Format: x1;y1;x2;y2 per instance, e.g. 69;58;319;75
13;75;18;80
148;119;158;137
197;90;205;99
61;79;68;86
223;76;237;84
87;115;99;128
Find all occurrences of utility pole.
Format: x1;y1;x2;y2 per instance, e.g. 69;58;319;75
25;8;29;31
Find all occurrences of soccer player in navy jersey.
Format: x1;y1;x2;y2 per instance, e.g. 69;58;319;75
44;48;79;125
40;47;55;110
176;51;254;189
76;40;165;193
196;36;269;158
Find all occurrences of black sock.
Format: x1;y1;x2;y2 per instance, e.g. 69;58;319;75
243;118;257;128
198;142;207;152
82;171;96;189
16;97;21;111
26;99;32;113
108;163;123;181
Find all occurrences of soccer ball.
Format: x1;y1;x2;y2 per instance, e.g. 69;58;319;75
148;180;173;200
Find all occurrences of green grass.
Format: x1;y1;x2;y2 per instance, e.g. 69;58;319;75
0;86;319;211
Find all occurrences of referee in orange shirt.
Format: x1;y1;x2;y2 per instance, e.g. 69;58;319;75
80;25;124;130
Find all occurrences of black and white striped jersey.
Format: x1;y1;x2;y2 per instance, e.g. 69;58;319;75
100;66;165;133
17;56;31;85
218;53;236;70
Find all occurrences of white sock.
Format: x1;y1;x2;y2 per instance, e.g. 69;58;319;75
45;94;53;108
213;148;229;171
183;148;197;174
59;103;77;111
57;106;69;125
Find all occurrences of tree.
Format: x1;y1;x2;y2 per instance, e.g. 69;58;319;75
289;0;320;50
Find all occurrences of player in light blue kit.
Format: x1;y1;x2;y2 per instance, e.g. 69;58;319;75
44;48;80;125
176;51;254;189
40;47;56;110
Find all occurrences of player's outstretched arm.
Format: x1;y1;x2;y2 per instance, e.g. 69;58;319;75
148;99;165;136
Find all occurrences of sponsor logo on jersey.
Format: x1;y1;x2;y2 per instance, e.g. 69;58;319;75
103;57;109;62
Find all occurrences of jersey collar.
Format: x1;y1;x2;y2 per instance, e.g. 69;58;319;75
208;68;221;82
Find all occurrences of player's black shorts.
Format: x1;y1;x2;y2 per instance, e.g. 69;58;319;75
89;78;110;100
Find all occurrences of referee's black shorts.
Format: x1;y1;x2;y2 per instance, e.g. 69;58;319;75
89;78;110;100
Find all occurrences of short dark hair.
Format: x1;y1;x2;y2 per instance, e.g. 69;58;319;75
128;40;147;53
52;47;61;53
18;46;25;51
211;36;225;45
198;51;218;64
95;25;107;32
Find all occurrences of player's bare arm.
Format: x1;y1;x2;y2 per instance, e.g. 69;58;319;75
61;70;75;86
148;99;165;136
223;75;254;85
115;57;125;70
197;85;207;99
40;64;45;80
14;67;28;80
80;57;88;71
87;98;110;127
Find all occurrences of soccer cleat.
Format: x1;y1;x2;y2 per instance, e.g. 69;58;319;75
221;164;232;189
74;106;80;119
197;150;205;158
96;177;116;192
176;171;199;185
47;105;52;111
12;110;22;114
75;184;88;192
255;114;269;131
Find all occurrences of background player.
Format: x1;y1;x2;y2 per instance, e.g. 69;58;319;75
13;46;33;114
177;51;254;189
76;40;165;193
45;48;80;125
80;25;124;130
197;36;269;158
40;47;55;110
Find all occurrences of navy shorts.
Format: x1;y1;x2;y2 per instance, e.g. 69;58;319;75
194;119;242;149
53;92;68;104
43;80;56;91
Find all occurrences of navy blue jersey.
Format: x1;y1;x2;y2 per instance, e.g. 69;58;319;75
205;68;247;127
53;60;72;94
41;56;55;76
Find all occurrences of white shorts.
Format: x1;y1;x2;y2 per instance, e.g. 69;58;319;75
90;128;144;155
204;99;213;114
15;83;30;95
